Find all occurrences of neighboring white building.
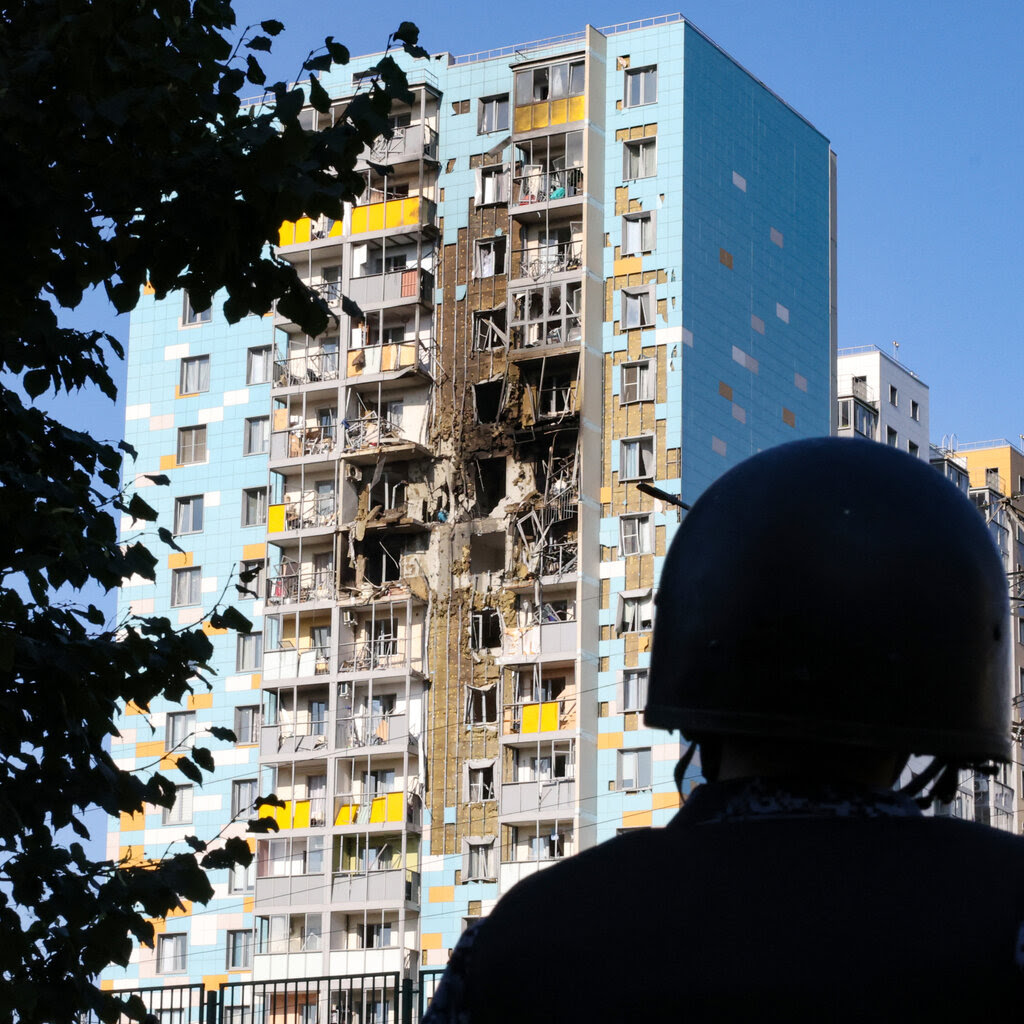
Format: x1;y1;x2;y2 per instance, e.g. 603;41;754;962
837;345;929;459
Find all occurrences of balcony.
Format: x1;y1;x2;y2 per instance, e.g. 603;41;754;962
277;216;342;249
258;797;330;830
349;196;436;238
499;619;576;661
511;242;582;281
274;350;341;388
502;696;577;737
333;791;421;829
267;493;338;534
255;872;331;908
338;638;421;676
361;122;438;166
513;167;584;208
347;268;434;310
331;868;420;908
335;710;414;752
266;569;337;606
262;643;332;682
499;778;575;817
270;424;337;461
347;339;431;380
253;950;322;982
339;415;426;465
327;947;415;978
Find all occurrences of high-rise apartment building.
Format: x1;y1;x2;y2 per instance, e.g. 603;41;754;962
104;15;835;1018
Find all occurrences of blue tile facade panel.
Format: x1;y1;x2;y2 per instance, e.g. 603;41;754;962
107;290;272;986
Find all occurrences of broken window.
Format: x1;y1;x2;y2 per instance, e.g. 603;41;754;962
537;374;574;417
514;60;584;105
473;237;507;278
472;308;508;350
620;514;652;556
617;590;654;633
621;360;653;403
470;531;505;573
369;465;408;512
471;609;502;650
362;536;404;586
478;94;509;134
510;282;581;348
622;287;654;329
620;436;655;480
467;764;495;803
473;380;503;423
617;748;653;791
475;457;506;514
475;164;510;206
465;686;497;725
622;211;656;255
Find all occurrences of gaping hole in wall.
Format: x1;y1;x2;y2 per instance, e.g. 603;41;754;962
359;535;405;586
474;380;503;423
470;531;505;574
471;608;502;650
475;457;507;515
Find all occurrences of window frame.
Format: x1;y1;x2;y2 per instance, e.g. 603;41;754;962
238;559;265;601
179;355;210;394
617;589;654;634
176;425;207;466
624;65;658;108
621;668;649;712
157;933;188;974
478;94;510;134
475;164;511;206
621;211;656;256
621;286;655;330
236;631;263;672
232;778;259;819
170;566;201;607
620;359;653;404
162;784;193;826
243;416;270;456
472;237;507;279
173;494;204;535
462;837;496;882
619;435;655;482
242;487;268;527
183;294;211;327
166;710;196;751
623;138;657;180
247;346;272;385
234;704;259;745
617;747;653;791
226;929;254;970
619;513;653;556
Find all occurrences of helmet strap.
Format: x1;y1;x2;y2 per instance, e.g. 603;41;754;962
674;741;698;797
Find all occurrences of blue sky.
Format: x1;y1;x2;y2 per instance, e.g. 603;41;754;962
65;1;1024;446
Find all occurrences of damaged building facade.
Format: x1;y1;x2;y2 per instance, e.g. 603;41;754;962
105;14;835;1014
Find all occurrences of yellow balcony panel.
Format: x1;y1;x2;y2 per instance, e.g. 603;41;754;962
549;99;568;125
514;105;532;133
369;795;386;823
293;800;311;829
267;504;285;534
335;803;355;826
386;792;404;822
351;197;423;236
540;701;559;731
531;103;549;130
568;95;585;122
328;219;343;238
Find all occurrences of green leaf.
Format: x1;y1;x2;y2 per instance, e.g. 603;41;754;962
209;726;237;742
246;817;280;833
144;473;171;486
245;55;266;86
175;756;203;783
246;35;272;52
255;793;286;808
325;37;350;65
304;54;333;74
309;75;331;114
394;22;429;59
126;494;158;522
184;835;207;852
192;746;215;772
260;19;284;35
208;606;252;634
157;527;184;553
24;370;50;398
118;439;138;459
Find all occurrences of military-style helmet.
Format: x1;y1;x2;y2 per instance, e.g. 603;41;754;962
645;438;1011;763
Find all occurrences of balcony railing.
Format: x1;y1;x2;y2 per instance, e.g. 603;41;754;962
499;778;575;815
333;790;420;827
338;638;411;674
341;415;410;453
347;267;434;308
270;424;337;460
336;711;411;750
267;571;337;604
502;697;577;736
268;496;338;533
511;243;582;280
347;339;431;377
331;867;420;905
274;351;341;387
500;619;576;660
513;167;584;207
349;196;437;237
262;644;332;681
362;122;438;164
258;796;330;830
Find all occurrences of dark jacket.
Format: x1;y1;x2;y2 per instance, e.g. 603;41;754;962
424;778;1024;1022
